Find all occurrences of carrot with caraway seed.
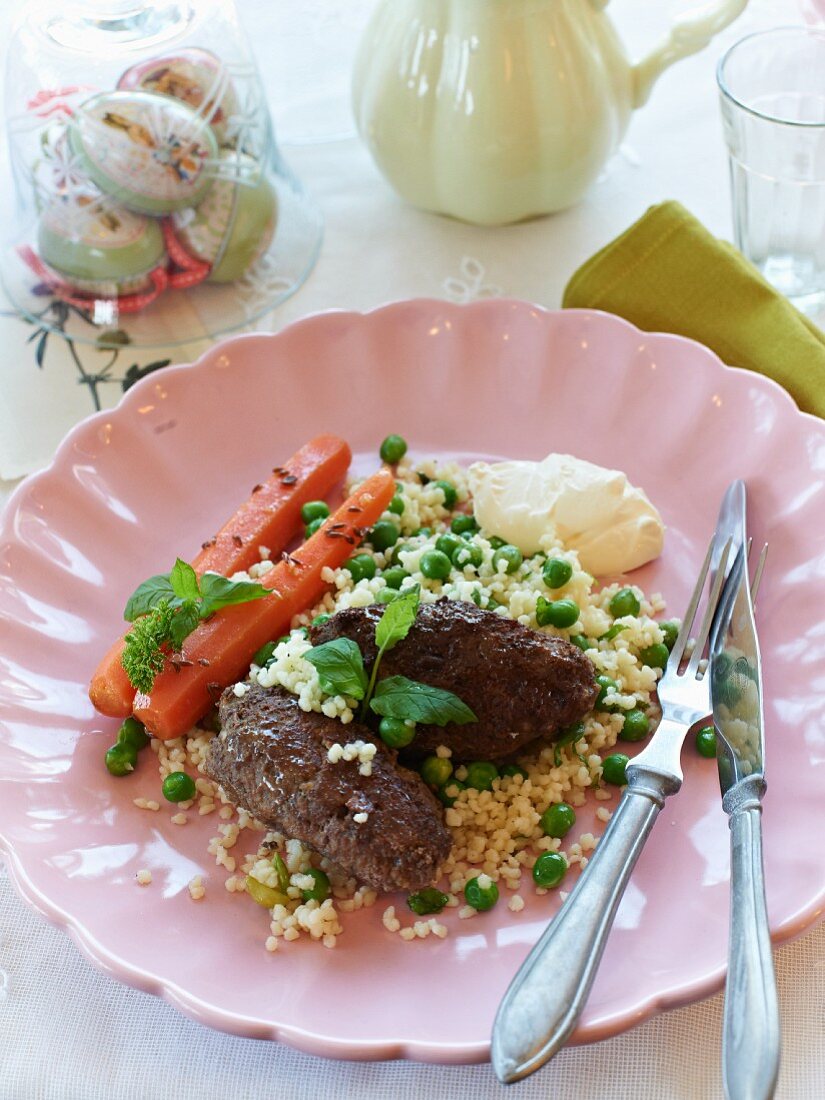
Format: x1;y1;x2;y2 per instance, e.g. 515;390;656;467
133;467;395;740
89;434;351;718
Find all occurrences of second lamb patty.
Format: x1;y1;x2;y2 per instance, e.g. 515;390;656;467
310;598;598;760
206;683;451;893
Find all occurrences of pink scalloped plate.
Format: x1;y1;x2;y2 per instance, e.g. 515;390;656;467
1;301;825;1063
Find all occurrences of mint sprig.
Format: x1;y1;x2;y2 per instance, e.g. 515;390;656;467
121;559;269;693
304;585;476;730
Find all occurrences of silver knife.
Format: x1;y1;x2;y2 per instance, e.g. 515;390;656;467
709;485;780;1100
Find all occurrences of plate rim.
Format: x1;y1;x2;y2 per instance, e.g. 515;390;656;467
2;297;824;1062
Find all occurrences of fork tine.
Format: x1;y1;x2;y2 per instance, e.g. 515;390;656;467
751;543;768;603
668;538;715;669
685;537;732;677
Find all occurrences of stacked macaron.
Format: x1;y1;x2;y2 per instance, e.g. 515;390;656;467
35;48;277;304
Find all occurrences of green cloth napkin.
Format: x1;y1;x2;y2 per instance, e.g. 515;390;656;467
562;200;825;418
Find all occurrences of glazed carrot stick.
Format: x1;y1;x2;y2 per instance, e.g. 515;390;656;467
89;434;351;718
133;467;395;740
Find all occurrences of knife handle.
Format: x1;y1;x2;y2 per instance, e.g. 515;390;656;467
722;780;780;1100
491;765;680;1084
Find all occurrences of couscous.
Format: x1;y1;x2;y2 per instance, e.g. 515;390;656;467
124;446;675;949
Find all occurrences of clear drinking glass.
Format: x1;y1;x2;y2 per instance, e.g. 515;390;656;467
718;28;825;315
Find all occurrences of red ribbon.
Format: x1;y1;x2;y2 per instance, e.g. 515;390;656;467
17;245;169;315
161;219;212;289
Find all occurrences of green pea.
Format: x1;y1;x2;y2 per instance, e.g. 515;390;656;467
599;623;628;642
300;500;330;524
569;634;591;651
438;779;466;807
464;876;499;911
381;566;409;590
379;434;408;465
532;851;568;889
464;761;499;791
660;620;680;651
301;868;331;903
620;709;650;742
105;743;137;777
407;887;449;915
602;753;630;786
379;716;416;748
639;643;669;670
536;597;580;629
595;674;619;708
389;541;408;566
420;549;452;580
609;587;640;617
375;589;400;603
162;771;196;803
413;526;431;537
435;533;463;560
420;755;453;789
542;557;573;589
434;479;458;510
500;764;528;780
695;724;717;758
345;553;377;583
117;716;149;752
493;545;523;575
311;613;331;627
453;512;477;534
246;877;289;909
388;495;405;516
451;514;479;536
305;517;325;538
369;520;400;553
452;542;483;570
252;640;277;666
540;802;576;839
488;536;507;550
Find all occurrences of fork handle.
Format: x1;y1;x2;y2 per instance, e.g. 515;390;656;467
491;766;680;1084
723;780;780;1100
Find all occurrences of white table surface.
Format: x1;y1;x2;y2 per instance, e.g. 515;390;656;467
2;1;824;1097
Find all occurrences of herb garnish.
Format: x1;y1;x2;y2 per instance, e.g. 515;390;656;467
121;559;269;693
304;586;477;728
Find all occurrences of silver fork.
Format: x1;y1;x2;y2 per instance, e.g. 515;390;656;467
491;536;735;1083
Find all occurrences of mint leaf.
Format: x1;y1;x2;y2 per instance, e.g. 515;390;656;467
124;573;176;622
553;721;586;767
305;638;368;701
370;675;477;726
198;572;269;618
170;558;201;602
599;623;627;642
169;600;201;650
375;585;420;652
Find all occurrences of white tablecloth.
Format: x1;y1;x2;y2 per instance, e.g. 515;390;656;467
2;1;823;1096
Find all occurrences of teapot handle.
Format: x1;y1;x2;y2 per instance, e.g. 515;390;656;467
629;0;749;108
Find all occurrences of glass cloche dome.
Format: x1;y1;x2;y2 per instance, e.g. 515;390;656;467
2;0;323;347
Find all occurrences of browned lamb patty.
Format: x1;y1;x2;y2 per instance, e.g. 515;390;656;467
310;598;598;760
205;683;451;893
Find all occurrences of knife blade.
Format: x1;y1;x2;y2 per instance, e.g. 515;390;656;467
708;484;780;1100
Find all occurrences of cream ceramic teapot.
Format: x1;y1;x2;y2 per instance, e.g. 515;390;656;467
352;0;748;225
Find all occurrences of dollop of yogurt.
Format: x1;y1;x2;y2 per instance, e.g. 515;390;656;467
468;454;664;576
